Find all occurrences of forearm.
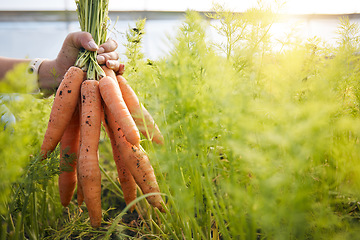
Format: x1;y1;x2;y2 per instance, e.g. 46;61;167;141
0;32;120;95
0;57;62;94
0;57;31;80
37;59;64;91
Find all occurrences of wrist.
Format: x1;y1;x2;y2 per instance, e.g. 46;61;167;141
28;58;47;76
37;59;60;92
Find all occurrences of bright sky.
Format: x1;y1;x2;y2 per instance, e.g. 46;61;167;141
278;0;360;14
0;0;359;14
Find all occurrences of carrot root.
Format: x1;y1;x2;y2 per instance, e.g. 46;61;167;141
41;66;85;159
78;80;102;228
116;75;164;145
99;76;140;147
52;65;164;225
59;106;80;207
103;112;137;211
105;105;164;212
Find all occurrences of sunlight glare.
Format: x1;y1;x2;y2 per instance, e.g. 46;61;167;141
280;0;360;15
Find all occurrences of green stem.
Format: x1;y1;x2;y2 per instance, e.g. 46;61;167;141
99;164;123;196
75;0;109;80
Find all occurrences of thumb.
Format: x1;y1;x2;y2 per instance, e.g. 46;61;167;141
69;31;98;51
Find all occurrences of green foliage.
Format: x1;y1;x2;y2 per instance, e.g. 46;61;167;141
0;66;62;238
122;18;163;135
123;9;360;240
207;1;280;71
6;151;62;239
0;68;52;214
0;63;38;94
124;18;146;76
336;16;360;54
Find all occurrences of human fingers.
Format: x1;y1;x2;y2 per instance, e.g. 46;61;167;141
117;63;125;75
97;38;118;54
55;32;98;79
103;61;125;75
96;52;119;65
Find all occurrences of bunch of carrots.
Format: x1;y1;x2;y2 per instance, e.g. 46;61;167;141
39;0;165;228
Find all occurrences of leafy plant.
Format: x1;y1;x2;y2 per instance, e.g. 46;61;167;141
133;8;360;239
0;65;60;239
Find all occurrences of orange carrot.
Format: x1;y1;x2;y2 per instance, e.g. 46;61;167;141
58;104;80;207
105;106;165;212
102;109;137;211
101;65;116;80
101;66;138;210
78;80;102;228
40;66;85;159
77;178;84;207
99;76;140;147
101;65;163;145
76;100;84;207
116;75;164;145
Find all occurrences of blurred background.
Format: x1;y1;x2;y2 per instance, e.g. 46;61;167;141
0;0;359;60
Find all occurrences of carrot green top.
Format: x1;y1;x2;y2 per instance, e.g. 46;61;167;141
75;0;109;80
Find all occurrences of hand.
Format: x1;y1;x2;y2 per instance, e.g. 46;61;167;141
39;31;124;91
56;31;121;74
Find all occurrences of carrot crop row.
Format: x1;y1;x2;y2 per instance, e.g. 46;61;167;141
40;65;165;228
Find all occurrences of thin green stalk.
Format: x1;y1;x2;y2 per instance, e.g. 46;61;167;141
155;208;180;240
150;218;166;236
75;0;109;80
99;164;123;196
202;169;231;239
104;193;165;240
40;184;48;230
13;212;22;240
18;186;30;238
6;207;15;236
31;190;39;239
1;221;6;240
